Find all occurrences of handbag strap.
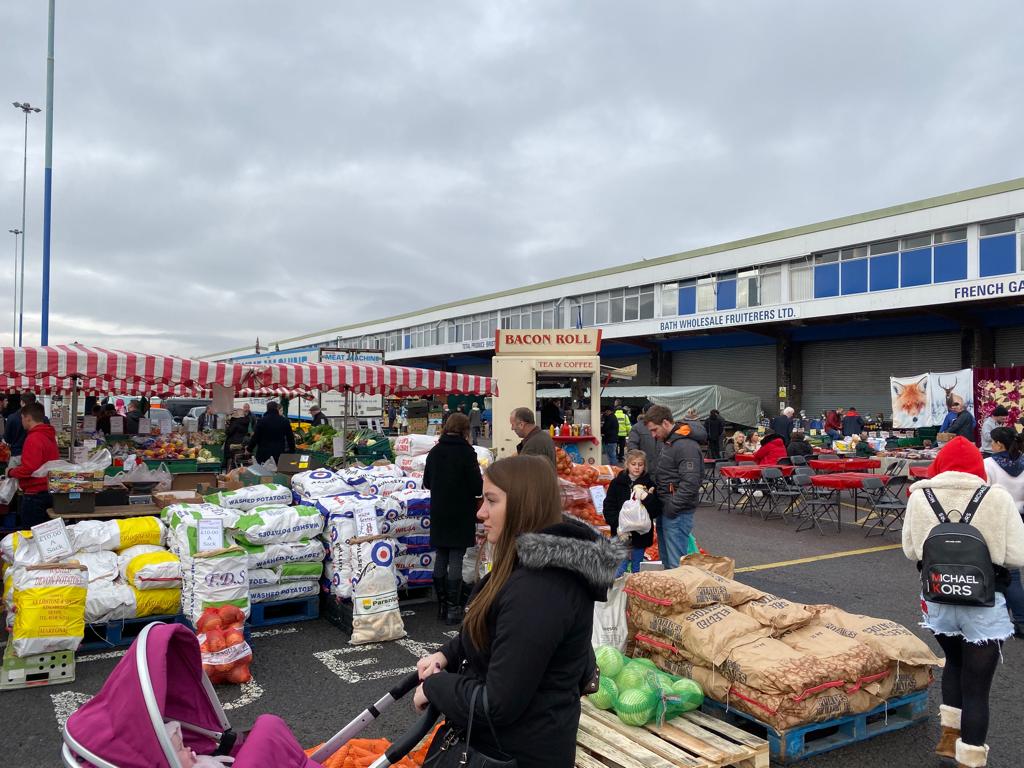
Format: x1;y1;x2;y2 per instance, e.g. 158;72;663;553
463;685;505;752
481;687;504;752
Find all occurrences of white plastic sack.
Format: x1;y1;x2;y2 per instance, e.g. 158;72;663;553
322;494;395;600
85;582;136;624
394;454;428;475
118;544;181;590
249;568;280;587
249;579;319;604
2;531;43;567
69;518;166;553
349;565;405;645
0;477;18;505
618;486;652;536
393;435;438;457
71;550;119;585
389;490;431;517
105;462;172;492
205;483;292;512
380;516;430;537
162;503;240;530
592;575;628;651
180;547;250;623
290;469;352;499
232;539;325;570
231;504;324;545
12;564;88;656
365;476;421;497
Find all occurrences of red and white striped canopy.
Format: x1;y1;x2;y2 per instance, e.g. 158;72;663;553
0;345;244;392
250;362;497;397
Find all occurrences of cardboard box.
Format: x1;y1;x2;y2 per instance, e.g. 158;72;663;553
152;490;205;507
170;471;219;492
51;492;97;515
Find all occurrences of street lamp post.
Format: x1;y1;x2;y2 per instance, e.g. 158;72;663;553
13;102;40;347
7;229;21;344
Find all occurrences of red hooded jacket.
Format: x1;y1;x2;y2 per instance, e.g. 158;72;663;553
753;434;788;466
9;423;60;494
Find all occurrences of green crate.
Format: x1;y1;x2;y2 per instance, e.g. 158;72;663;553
897;438;924;447
206;445;224;460
144;459;199;473
916;427;939;439
0;646;75;690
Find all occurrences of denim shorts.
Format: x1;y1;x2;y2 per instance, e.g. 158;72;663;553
921;591;1014;644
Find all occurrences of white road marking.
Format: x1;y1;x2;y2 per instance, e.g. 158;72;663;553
396;637;441;660
222;679;264;710
52;691;93;732
250;626;299;639
400;609;416;617
314;645;414;684
443;631;459;639
77;649;127;663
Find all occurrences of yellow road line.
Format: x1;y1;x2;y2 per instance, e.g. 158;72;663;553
734;544;902;573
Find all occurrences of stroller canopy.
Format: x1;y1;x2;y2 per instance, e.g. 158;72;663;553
65;623;228;767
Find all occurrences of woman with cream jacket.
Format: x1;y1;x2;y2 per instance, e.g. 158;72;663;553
903;436;1024;768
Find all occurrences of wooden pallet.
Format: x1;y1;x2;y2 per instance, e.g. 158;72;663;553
79;614;185;652
577;700;768;768
701;690;929;764
247;595;319;627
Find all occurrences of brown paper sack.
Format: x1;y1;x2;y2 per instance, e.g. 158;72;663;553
727;681;881;731
810;605;943;668
626;566;764;615
630;604;771;667
778;624;889;687
865;663;934;700
680;552;736;579
720;636;849;697
735;593;816;635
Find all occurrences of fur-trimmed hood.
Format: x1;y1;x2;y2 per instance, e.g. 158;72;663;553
516;516;627;601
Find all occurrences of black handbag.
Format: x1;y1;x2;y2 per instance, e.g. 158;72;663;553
423;686;517;768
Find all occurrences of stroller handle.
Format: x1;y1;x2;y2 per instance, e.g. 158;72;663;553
388;670;423;701
381;705;440;766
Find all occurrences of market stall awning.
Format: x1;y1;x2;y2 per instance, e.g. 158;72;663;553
249;361;497;397
0;345;245;392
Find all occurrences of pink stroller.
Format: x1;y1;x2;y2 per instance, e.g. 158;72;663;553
62;622;434;768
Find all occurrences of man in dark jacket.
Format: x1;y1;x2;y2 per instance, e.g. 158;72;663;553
769;407;794;445
941;396;976;441
309;405;328;427
124;400;143;435
644;404;707;569
510;407;556;468
704;409;726;458
600;405;620;465
841;406;865;437
247;401;295;464
8;402;60;526
787;431;815;459
626;410;661;477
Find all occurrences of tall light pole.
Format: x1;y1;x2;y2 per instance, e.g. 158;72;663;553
7;229;21;344
13;101;40;347
41;0;56;346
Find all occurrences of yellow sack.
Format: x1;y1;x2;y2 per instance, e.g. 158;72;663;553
124;549;181;591
115;517;165;551
131;586;181;618
12;563;88;657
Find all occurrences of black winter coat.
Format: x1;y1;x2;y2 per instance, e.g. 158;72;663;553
601;412;619;443
602;470;661;549
247;412;295;463
422;434;484;549
423;519;624;768
770;414;793;444
787;439;815;458
224;416;250;447
705;414;725;442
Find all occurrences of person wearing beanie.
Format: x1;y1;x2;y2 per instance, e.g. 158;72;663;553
979;405;1009;454
904;436;1024;767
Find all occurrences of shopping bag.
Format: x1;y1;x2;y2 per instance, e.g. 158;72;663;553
592;575;628;650
617;486;652;535
0;477;18;504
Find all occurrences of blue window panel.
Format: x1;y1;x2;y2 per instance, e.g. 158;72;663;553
869;253;899;291
678;285;696;315
900;248;932;287
716;279;736;311
404;334;411;349
980;234;1016;277
933;241;968;283
813;263;840;298
840;259;868;295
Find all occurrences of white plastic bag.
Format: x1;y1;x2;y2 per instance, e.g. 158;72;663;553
592;575;628;651
32;448;113;477
0;477;18;504
617;486;652;535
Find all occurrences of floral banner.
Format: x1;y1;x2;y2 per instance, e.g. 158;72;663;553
973;367;1024;430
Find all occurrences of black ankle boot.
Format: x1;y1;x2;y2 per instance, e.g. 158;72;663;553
445;578;465;626
433;577;447;621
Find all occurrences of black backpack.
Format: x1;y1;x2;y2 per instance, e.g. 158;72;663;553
920;486;995;607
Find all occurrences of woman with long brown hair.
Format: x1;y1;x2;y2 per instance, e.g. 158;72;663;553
413;455;623;768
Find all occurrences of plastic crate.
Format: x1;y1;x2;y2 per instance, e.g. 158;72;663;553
144;459;198;473
0;646;75;690
354;437;394;462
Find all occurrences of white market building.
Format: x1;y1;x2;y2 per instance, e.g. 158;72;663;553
210;177;1024;419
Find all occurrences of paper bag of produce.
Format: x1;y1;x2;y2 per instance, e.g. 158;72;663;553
680;552;736;579
625;566;765;615
727;680;880;731
735;593;815;635
629;604;770;667
778;623;889;687
864;663;934;700
810;605;943;667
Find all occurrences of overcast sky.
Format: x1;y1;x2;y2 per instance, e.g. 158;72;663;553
1;2;1022;358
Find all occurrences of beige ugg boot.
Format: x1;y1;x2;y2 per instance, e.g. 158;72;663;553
936;705;960;758
955;739;989;767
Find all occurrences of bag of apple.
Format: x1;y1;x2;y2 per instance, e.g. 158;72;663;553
196;604;253;685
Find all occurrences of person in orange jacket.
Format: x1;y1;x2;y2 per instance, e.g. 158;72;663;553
8;401;60;526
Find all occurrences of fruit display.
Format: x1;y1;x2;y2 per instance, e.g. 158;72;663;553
587;645;704;727
111;437;202;461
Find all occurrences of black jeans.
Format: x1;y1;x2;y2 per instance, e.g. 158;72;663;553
19;492;52;527
433;546;466;583
935;633;1002;746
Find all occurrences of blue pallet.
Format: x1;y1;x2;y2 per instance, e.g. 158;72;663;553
80;614;186;652
701;689;929;764
247;596;318;627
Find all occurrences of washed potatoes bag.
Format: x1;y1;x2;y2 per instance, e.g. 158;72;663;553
163;503;239;530
233;538;325;570
626;566;765;615
85;582;135;624
205;483;292;512
629;604;770;667
390;489;431;517
180;547;250;624
232;504;324;545
249;579;319;604
12;563;88;656
810;605;943;667
118;544;181;590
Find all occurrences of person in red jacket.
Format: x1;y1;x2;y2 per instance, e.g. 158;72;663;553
8;402;60;526
753;431;787;466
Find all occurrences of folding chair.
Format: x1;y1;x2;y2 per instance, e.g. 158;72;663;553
789;454;808;466
761;467;803;522
735;471;771;517
700;461;720;505
716;462;743;513
860;476;906;537
883;458;906;478
793;465;814;477
792;474;841;534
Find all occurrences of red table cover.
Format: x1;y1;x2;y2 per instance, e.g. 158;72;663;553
721;465;796;480
811;472;891;490
808;458;882;472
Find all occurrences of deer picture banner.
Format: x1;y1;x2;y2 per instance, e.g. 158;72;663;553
891;368;974;428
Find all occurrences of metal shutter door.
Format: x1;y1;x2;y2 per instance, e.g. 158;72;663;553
672;346;776;414
801;333;961;420
995;327;1024;367
601;356;653;385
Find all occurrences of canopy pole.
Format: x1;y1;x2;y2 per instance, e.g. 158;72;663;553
342;388;351;466
69;376;79;461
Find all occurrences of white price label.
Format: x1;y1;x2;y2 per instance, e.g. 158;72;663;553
110;417;124;435
31;519;75;562
196;518;224;552
82;416;97;433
